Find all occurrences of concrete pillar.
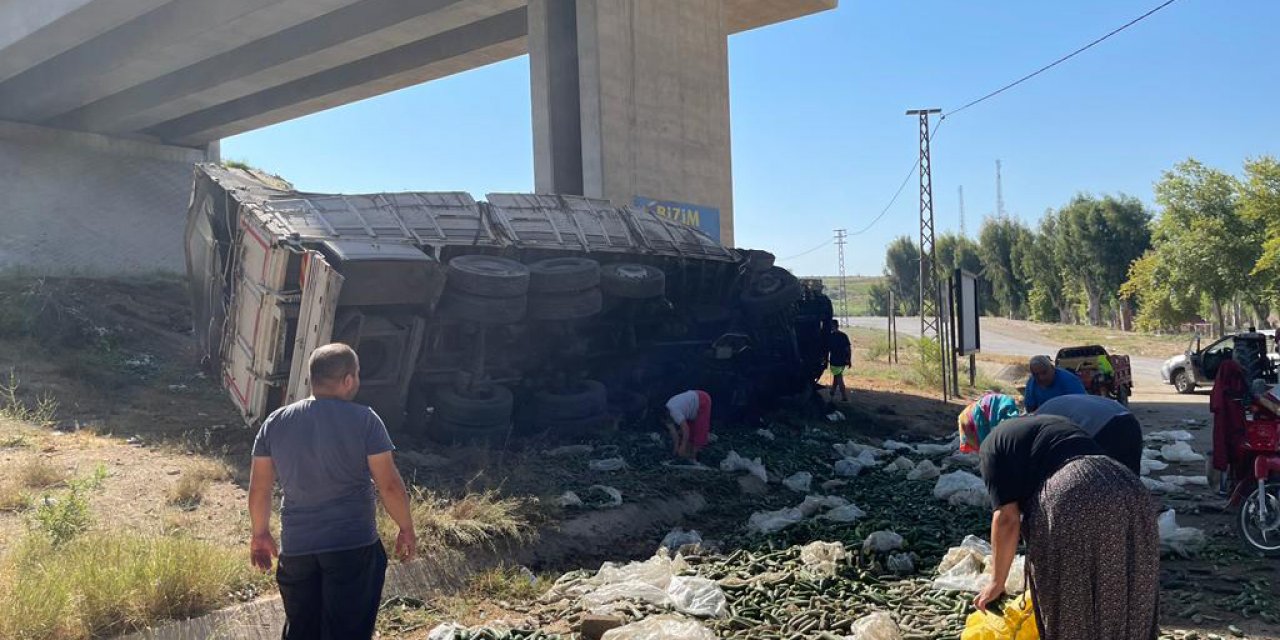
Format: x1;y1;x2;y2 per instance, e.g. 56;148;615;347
530;0;734;245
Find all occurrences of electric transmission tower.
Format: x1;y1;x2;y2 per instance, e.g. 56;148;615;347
834;228;848;319
906;107;946;397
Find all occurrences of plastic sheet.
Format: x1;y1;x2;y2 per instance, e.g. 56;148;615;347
783;471;813;493
1140;458;1169;475
798;495;849;516
747;507;805;534
1142;477;1184;494
819;503;867;523
1145;430;1194;443
588;485;624;507
883;457;916;473
600;616;717;640
835;459;866;477
847;611;903;640
720;451;768;483
558;491;584;507
863;530;904;553
1160;442;1205;462
427;622;466;640
1158;509;1206;557
660;528;702;553
907;460;941;481
1159;474;1209;487
799;541;848;577
915;442;958;457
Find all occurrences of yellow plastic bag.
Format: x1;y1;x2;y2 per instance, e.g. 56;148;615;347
960;592;1039;640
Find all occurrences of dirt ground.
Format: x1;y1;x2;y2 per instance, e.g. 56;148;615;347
0;277;1276;639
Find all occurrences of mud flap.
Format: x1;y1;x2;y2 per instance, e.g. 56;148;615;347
286;252;345;403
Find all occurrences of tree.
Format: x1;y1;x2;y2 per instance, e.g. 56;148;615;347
977;217;1034;318
1242;156;1280;321
1054;194;1152;326
936;233;983;280
1022;215;1070;323
1121;250;1200;331
883;236;921;316
1148;159;1259;334
866;282;891;316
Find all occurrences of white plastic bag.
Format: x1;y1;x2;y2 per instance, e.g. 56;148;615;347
1142;477;1184;494
914;442;957;457
720;451;768;483
798;494;848;516
427;623;465;640
886;552;915;574
863;530;904;553
1146;430;1194;443
883;456;916;473
799;541;848;577
1142;447;1161;460
589;484;624;507
1140;458;1169;475
783;471;813;493
558;491;584;507
846;611;902;640
835;459;865;477
1159;474;1209;487
747;507;805;534
590;457;628;472
757;428;776;441
667;576;727;618
882;440;916;453
1161;442;1205;462
931;553;991;592
906;459;941;481
660;528;703;553
935;537;989;573
819;503;867;523
934;471;987;507
601;616;717;640
1158;509;1206;557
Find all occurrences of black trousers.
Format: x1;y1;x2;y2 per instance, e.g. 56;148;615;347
276;542;388;640
1096;414;1143;476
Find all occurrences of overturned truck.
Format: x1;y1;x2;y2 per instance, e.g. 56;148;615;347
186;164;830;442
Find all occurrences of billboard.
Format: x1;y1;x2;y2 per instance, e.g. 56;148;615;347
633;196;721;241
954;269;981;355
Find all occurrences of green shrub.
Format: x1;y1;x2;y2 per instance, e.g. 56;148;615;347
864;334;892;362
910;337;945;389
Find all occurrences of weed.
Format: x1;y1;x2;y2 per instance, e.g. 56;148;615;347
467;565;551;602
0;481;29;512
0;531;269;639
0;434;30;448
30;466;107;546
378;488;534;560
19;457;67;490
167;459;232;511
864;334;892;362
910;337;945;389
0;371;58;424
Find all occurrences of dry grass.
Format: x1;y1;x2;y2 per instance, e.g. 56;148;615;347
166;460;232;510
19;457;66;490
0;481;29;513
0;531;269;640
378;488;536;560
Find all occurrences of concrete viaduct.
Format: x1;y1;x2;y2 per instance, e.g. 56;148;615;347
0;0;835;274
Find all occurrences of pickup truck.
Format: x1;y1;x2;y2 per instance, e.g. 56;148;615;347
1161;332;1280;394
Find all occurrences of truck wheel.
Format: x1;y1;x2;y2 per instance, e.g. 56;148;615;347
528;288;603;321
438;290;526;324
601;263;665;299
1174;369;1196;394
427;419;511;446
434;384;514;427
447;255;530;297
528;257;600;293
739;249;775;273
740;267;802;316
535;380;608;420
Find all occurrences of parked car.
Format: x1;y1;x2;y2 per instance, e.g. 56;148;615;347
1161;332;1280;394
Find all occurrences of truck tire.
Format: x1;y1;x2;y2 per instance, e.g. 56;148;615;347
438;289;526;324
434;384;514;427
535;380;608;420
1174;369;1196;394
740;267;802;316
528;288;603;321
447;255;530;297
528;257;601;293
740;249;775;273
601;263;665;299
427;419;512;446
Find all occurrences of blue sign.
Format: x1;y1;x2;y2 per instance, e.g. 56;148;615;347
633;196;721;241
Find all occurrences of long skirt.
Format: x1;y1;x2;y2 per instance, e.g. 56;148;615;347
1024;455;1160;640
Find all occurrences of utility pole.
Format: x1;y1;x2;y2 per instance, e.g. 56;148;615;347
834;228;848;319
906;108;947;399
958;186;966;237
995;159;1006;218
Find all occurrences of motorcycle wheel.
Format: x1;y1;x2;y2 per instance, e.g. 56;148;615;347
1236;480;1280;557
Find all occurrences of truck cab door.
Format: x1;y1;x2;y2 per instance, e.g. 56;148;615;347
286;252;345;403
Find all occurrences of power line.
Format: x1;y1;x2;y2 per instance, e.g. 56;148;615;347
777;239;832;261
944;0;1180;118
848;119;946;236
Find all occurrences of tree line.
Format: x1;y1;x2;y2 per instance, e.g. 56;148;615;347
867;156;1280;332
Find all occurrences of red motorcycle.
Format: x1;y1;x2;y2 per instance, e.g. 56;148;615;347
1228;405;1280;556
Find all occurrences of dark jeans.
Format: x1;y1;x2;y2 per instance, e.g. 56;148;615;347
276;542;388;640
1096;414;1143;476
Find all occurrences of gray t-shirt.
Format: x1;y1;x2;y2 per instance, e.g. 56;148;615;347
666;390;700;425
252;398;395;556
1034;394;1131;437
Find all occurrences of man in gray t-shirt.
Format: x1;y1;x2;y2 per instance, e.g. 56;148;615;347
248;343;416;639
1035;394;1142;474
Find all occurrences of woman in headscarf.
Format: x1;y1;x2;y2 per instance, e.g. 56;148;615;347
974;414;1159;640
957;392;1021;453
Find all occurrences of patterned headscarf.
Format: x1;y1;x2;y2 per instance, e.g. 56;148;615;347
957;392;1022;453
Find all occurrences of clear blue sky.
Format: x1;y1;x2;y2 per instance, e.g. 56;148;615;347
223;0;1280;277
